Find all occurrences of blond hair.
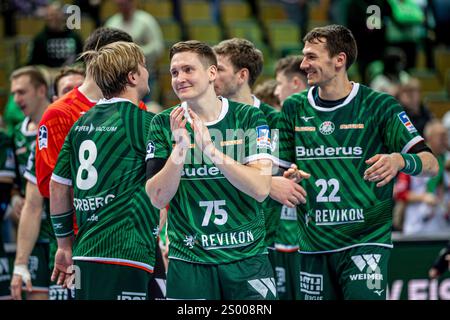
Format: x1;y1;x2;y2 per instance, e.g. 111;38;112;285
80;41;145;99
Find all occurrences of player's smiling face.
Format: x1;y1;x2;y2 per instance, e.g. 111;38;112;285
300;38;337;87
214;54;239;97
170;51;216;101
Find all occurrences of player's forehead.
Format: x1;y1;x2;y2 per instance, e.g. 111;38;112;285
302;38;328;56
58;74;84;93
170;51;204;70
11;75;32;90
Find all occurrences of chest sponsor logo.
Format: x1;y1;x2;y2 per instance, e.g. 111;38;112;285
181;165;222;177
74;194;115;212
75;123;117;133
398;111;417;133
319;121;335;135
300;272;323;299
340;123;365;130
256;125;271;149
38;125;48;150
296;145;363;159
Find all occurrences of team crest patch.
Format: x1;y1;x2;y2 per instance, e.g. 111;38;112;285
145;141;155;160
256;125;271;149
398;111;417;133
38;125;48;150
319;121;335;135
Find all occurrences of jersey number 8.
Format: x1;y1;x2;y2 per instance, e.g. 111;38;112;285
76;140;98;190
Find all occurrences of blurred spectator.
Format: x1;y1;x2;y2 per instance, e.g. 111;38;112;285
27;2;84;68
280;0;309;38
429;0;450;46
51;66;85;101
105;0;163;72
254;79;281;111
345;0;388;84
400;120;450;235
370;47;410;96
75;0;102;27
12;0;48;16
385;0;424;70
396;77;433;136
2;95;25;137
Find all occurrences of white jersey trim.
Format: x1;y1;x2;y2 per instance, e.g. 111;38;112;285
252;95;261;108
242;153;273;164
20;117;37;137
0;170;16;178
401;136;424;154
51;173;72;186
307;82;360;112
181;97;229;126
72;256;154;273
271;157;293;169
299;242;393;254
97;97;133;105
23;171;37;184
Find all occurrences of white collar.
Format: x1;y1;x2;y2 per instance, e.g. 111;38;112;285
181;97;229;126
307;82;360;112
97;97;133;105
252;95;261;108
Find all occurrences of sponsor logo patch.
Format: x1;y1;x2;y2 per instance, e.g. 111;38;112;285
398;111;417;133
256;125;271;149
38;126;48;150
340;123;365;129
295;126;316;132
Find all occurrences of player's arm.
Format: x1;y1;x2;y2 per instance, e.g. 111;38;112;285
49;179;74;288
364;142;439;187
36;109;72;198
188;108;272;202
146;107;190;209
10;180;43;299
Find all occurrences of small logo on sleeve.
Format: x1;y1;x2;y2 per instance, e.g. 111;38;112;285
256;125;271;149
398;111;417;133
146;141;155;160
38;126;48;150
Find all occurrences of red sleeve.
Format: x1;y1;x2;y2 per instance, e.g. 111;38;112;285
35;108;73;198
393;172;411;202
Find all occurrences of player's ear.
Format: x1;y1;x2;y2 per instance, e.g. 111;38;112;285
335;52;347;69
208;64;217;82
238;68;249;85
127;71;138;85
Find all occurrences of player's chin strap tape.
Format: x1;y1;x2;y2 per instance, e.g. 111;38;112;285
400;153;422;176
51;209;74;238
13;264;31;284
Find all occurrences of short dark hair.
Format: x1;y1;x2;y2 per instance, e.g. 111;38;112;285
303;24;357;70
213;38;263;87
275;55;307;80
53;66;85;96
82;27;133;63
10;66;48;90
170;40;217;68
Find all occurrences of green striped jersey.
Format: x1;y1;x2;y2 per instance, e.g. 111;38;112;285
0;130;16;180
52;98;160;272
23;142;53;243
12;117;37;194
277;83;423;253
252;96;284;247
147;97;272;264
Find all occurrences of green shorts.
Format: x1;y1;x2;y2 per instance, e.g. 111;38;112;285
299;245;391;300
74;260;153;300
268;249;300;300
166;254;277;300
0;255;11;300
28;242;50;292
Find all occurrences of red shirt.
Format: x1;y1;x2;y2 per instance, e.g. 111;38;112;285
36;88;96;198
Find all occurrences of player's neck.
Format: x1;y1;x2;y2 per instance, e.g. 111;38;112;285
318;75;352;101
78;76;103;101
228;85;253;106
116;90;139;106
185;90;222;123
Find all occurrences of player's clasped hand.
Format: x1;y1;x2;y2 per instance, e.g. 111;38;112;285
188;108;214;152
364;153;403;187
283;163;311;183
170;106;190;150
